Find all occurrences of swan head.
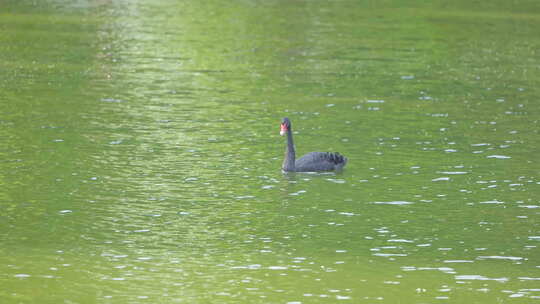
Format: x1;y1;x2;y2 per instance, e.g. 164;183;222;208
280;117;291;136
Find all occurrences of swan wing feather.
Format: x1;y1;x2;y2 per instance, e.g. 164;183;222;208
294;152;347;172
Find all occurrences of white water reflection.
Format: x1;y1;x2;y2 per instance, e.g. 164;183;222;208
476;256;524;261
372;201;414;205
455;275;509;282
486;155;511;159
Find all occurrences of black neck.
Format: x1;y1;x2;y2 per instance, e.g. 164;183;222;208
283;129;295;171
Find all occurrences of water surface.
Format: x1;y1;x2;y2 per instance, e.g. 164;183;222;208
1;0;539;303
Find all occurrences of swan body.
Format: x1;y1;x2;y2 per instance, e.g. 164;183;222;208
280;117;347;172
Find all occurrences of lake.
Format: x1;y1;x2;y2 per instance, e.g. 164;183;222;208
1;0;539;303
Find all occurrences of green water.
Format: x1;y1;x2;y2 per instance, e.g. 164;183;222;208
1;0;539;303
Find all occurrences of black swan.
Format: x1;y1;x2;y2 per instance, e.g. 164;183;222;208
280;117;347;172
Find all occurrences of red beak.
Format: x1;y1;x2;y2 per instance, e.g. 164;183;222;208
280;123;288;136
